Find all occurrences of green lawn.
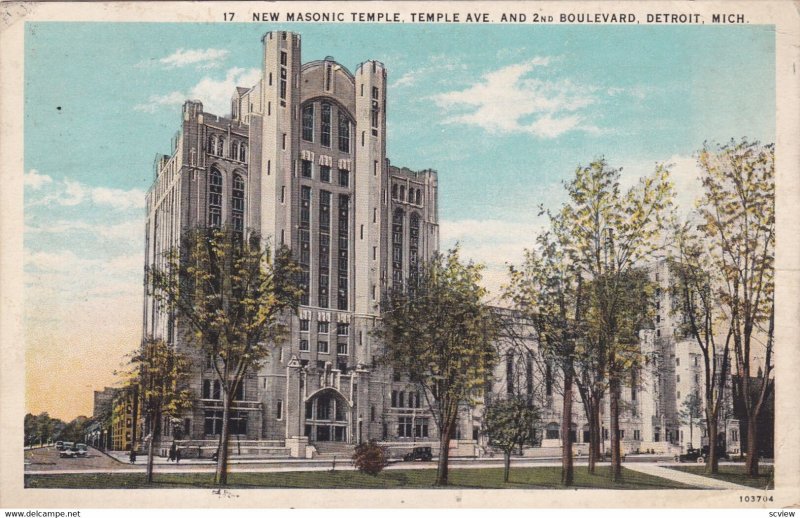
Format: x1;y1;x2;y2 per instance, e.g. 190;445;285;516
25;466;691;490
669;465;774;490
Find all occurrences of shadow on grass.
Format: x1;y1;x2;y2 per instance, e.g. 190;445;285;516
25;465;693;490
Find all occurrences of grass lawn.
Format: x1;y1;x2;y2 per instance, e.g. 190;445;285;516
669;465;774;490
25;466;692;490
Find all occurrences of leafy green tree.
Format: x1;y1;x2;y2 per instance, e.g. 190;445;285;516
377;247;498;486
148;227;303;485
507;233;584;485
671;220;732;473
483;395;539;482
352;440;389;476
679;391;705;448
553;159;673;481
697;139;774;477
122;337;193;483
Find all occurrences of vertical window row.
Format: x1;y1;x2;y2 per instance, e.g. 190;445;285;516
302;104;314;142
338;113;350;153
208;169;222;227
409;213;420;280
279;51;288;105
321;103;331;147
318;190;331;308
232;174;245;233
299;186;311;305
392;209;404;287
299;102;352;154
338;194;349;310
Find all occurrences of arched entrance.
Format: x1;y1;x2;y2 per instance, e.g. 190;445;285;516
304;388;351;443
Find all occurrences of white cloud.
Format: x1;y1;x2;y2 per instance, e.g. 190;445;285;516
159;48;230;69
26;218;142;241
135;67;261;116
390;54;467;89
25;249;95;273
25;175;145;211
432;58;602;138
24;169;53;190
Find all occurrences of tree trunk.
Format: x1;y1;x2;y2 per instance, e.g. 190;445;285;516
503;451;511;483
707;415;718;475
745;418;759;477
561;368;574;486
215;391;232;486
146;410;160;484
435;414;454;486
588;399;600;474
609;376;622;481
130;385;140;457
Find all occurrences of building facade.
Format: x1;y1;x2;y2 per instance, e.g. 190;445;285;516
141;31;739;458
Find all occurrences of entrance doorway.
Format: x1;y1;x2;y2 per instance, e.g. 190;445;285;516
304;389;350;443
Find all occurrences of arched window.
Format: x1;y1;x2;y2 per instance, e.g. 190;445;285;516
338;112;351;153
392;184;398;199
217;137;225;157
321;103;332;147
208;169;223;227
302;104;314;142
231;141;239;162
232;174;245;232
416;189;422;205
239;144;247;163
546;422;560;440
208;135;217;155
399;185;405;202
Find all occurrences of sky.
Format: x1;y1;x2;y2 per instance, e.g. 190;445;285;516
23;22;775;420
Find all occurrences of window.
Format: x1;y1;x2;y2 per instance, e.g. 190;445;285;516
300;319;309;331
240;143;247;162
202;379;221;399
546;422;560;440
232;174;245;232
676;357;680;366
676;375;681;383
276;400;283;420
634;430;641;440
320;165;331;183
391;390;397;407
319;191;331;308
338;113;350;153
416;189;422;205
415;418;430;439
337;194;349;310
321;103;331;147
280;51;287;66
545;363;553;396
339;169;349;187
208;169;223;227
299;339;309;352
392;184;398;199
398;417;412;438
302;104;314;141
218;137;225;157
620;430;626;439
337;342;348;355
392;209;404;287
301;159;312;178
231;141;239;161
318;341;329;354
506;354;514;395
208;135;217;155
318;322;329;334
337;323;349;336
204;411;223;435
677;391;681;400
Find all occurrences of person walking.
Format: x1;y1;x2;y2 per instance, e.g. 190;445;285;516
129;450;137;464
168;443;176;462
175;448;181;463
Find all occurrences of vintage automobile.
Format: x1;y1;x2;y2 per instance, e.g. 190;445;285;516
676;446;708;464
55;441;64;450
59;442;87;458
403;446;433;462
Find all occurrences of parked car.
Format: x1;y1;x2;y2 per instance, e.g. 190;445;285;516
676;447;707;464
74;444;88;457
403;446;433;462
59;442;83;458
55;441;64;450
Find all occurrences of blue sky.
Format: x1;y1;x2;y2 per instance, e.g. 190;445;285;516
23;22;775;419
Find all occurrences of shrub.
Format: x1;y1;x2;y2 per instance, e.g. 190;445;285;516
352;440;389;476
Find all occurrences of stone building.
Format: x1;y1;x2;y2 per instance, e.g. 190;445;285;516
141;31;740;459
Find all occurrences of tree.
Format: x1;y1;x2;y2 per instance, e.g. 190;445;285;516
554;159;673;481
679;391;705;448
377;247;498;486
352;440;389;476
671;220;732;473
696;139;774;477
148;227;303;485
506;233;584;485
483;395;539;482
122;337;193;483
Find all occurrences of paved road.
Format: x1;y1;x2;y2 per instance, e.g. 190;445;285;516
25;447;764;489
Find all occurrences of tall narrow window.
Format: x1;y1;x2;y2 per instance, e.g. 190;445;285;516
338;113;350;153
320;165;331;183
321;103;331;147
231;141;239;161
409;213;420;280
299;186;311;305
232;174;245;232
506;354;515;395
301;159;312;178
392;209;404;288
338;169;349;187
240;144;247;163
318;190;331;308
208;169;223;227
217;138;225;157
208;135;217;155
302;104;314;142
338;194;349;310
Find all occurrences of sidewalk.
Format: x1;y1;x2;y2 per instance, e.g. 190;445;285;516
625;463;749;489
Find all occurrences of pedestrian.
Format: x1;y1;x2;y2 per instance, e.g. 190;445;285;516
129;450;137;464
169;443;176;462
175;448;181;463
